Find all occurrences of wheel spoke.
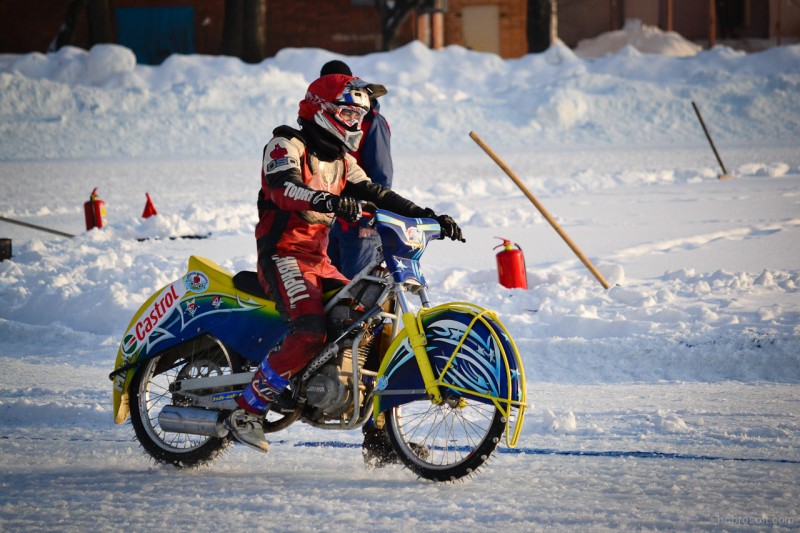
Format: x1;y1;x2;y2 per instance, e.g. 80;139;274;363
387;395;505;481
130;338;234;464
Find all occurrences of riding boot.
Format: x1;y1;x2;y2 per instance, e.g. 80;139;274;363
225;409;269;453
239;356;290;413
226;357;289;453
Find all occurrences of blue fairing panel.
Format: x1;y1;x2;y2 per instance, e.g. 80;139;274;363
374;304;524;415
113;256;286;423
374;210;440;286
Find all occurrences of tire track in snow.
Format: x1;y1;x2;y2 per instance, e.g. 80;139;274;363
607;218;800;262
293;441;800;465
3;434;798;464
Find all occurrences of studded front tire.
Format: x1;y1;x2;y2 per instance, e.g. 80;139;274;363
384;394;505;482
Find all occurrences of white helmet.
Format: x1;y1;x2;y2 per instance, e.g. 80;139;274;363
299;75;385;151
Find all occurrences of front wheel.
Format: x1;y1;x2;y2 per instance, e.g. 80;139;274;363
384;394;505;482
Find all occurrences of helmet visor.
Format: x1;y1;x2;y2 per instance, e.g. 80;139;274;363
335;105;367;128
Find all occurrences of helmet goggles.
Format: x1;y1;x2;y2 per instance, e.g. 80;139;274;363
334;104;367;128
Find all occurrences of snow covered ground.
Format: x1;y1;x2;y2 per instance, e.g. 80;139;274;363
1;23;799;531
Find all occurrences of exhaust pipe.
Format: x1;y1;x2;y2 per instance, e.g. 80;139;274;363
158;405;229;438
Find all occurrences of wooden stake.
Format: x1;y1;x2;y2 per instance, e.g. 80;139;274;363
691;101;733;180
708;0;717;48
469;131;611;289
0;216;74;238
666;0;673;32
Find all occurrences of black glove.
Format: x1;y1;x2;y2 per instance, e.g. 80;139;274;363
309;191;336;213
435;213;465;242
309;193;361;223
334;196;362;223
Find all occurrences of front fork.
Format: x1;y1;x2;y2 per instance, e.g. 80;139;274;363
394;286;443;405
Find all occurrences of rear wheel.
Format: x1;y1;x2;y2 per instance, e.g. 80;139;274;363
129;336;233;467
385;394;505;482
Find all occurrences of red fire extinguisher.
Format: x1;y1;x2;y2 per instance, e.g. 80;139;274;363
84;187;107;230
494;238;528;289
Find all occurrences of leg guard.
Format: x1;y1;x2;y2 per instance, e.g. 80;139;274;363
237;358;290;414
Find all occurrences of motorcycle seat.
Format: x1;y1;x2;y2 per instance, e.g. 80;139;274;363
232;271;268;299
232;271;347;302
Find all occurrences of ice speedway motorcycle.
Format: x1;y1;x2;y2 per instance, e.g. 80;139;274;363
110;206;527;482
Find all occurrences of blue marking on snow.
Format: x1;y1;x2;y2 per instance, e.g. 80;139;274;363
291;441;800;464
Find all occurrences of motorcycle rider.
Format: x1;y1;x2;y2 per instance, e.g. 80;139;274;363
226;73;464;452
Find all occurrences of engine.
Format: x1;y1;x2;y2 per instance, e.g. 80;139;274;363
305;364;351;416
305;283;386;423
303;329;376;420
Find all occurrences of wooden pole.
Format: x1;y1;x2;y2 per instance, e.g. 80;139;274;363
609;0;615;31
551;0;558;44
0;216;75;238
431;10;444;50
708;0;717;47
691;101;732;180
416;12;431;47
666;0;673;32
469;131;611;289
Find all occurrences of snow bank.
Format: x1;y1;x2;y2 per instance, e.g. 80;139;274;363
575;19;702;58
1;39;799;159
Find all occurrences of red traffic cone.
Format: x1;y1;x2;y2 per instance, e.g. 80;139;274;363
141;193;158;218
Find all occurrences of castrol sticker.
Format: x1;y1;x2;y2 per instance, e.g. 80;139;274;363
123;280;187;355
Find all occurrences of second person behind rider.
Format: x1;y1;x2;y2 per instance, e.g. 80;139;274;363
320;60;405;467
321;60;393;280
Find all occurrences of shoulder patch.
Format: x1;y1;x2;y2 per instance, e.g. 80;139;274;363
264;138;302;175
270;144;288;159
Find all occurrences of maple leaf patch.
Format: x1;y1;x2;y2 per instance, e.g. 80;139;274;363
270;144;288;160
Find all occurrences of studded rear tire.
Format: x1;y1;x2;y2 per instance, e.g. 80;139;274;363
129;337;232;468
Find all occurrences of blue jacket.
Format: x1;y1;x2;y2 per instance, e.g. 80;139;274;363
356;102;392;190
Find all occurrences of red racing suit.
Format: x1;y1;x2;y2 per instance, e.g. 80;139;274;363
254;124;429;379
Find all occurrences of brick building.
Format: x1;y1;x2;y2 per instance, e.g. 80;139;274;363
1;1;798;64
